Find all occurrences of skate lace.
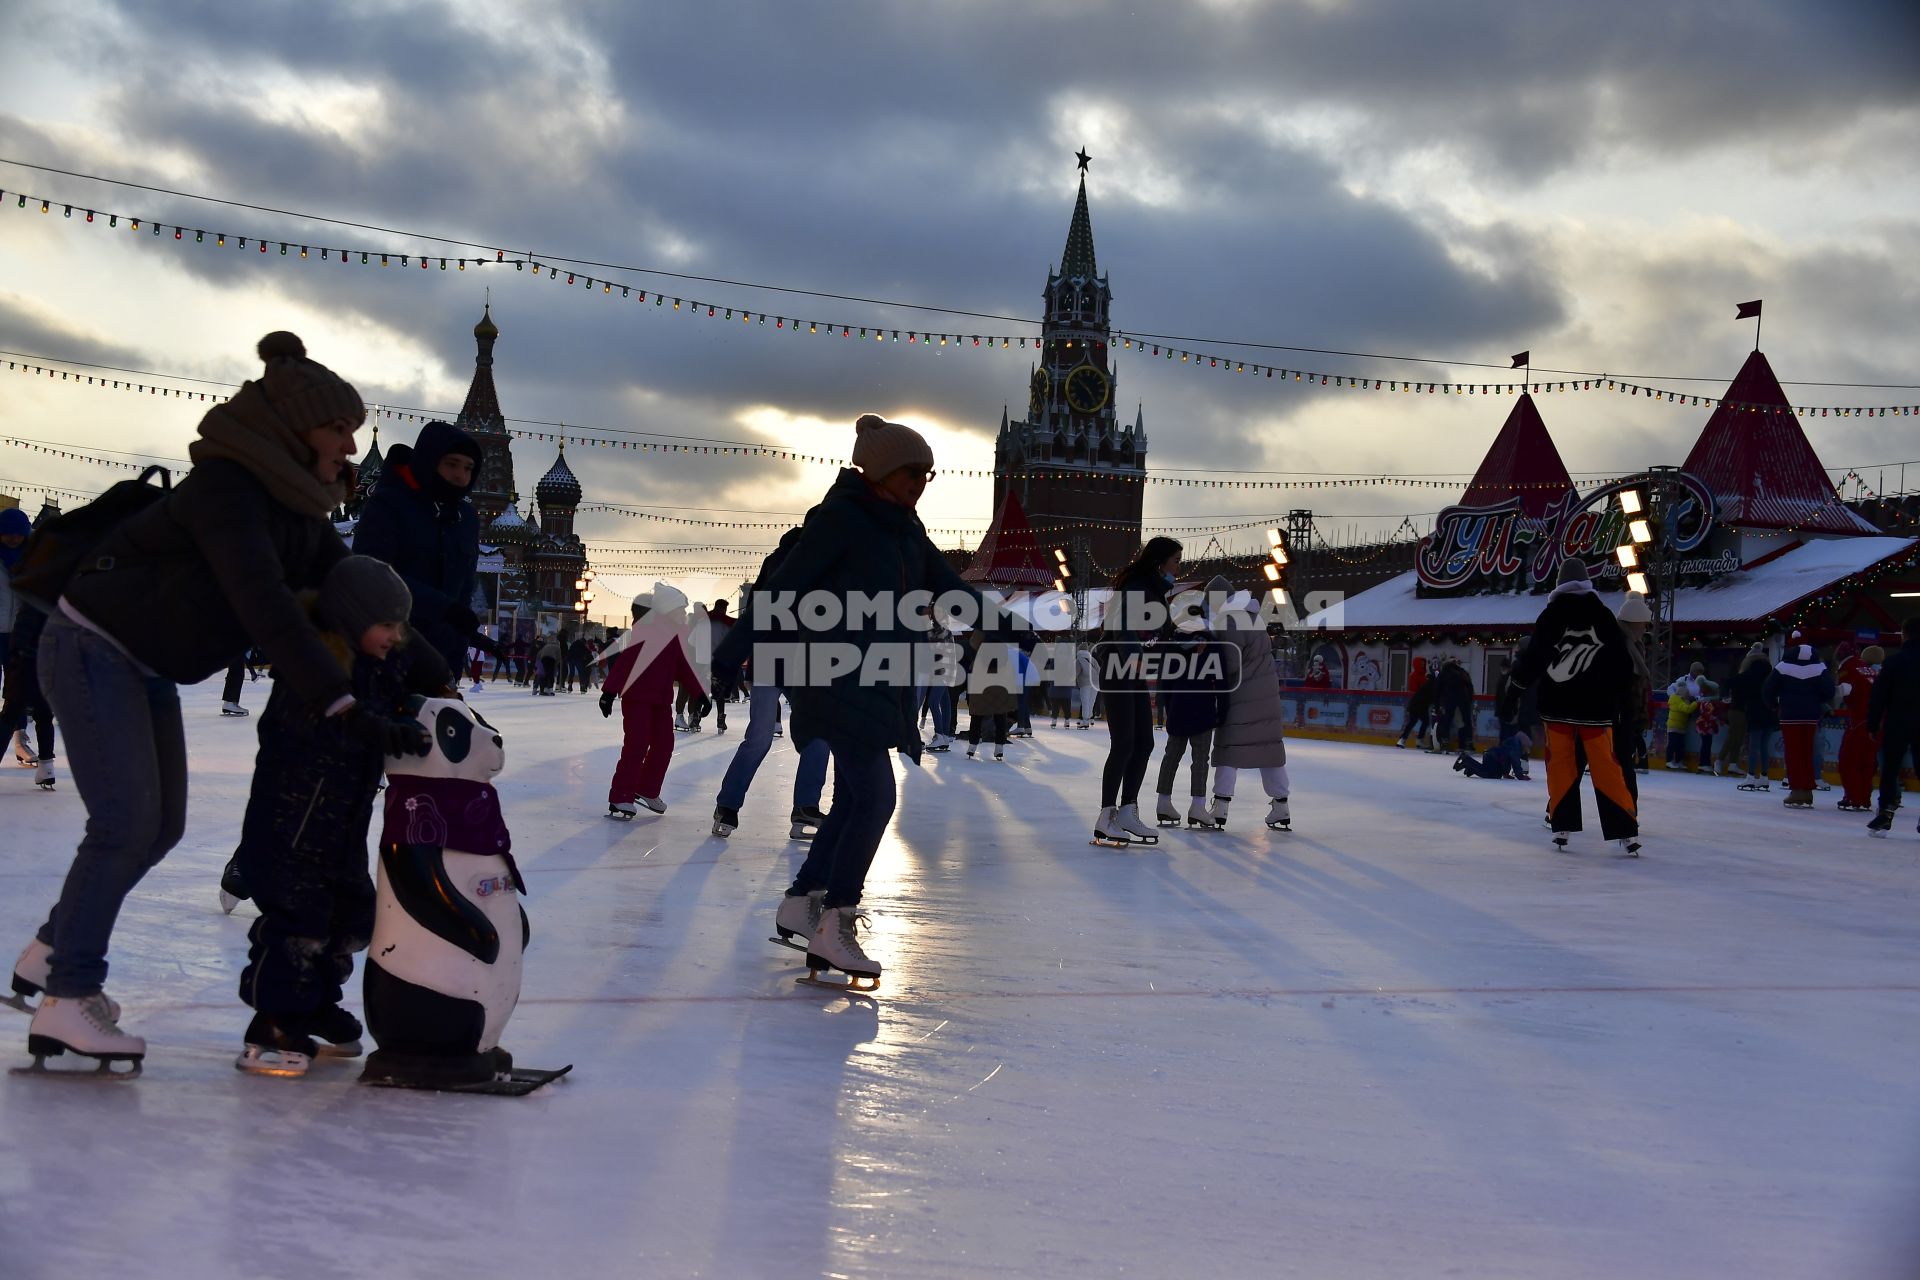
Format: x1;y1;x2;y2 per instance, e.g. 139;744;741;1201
837;910;872;952
79;994;121;1033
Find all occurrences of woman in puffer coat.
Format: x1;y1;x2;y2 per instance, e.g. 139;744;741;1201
1207;578;1291;831
711;414;986;988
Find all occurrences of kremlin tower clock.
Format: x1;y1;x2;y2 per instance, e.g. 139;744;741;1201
992;150;1147;576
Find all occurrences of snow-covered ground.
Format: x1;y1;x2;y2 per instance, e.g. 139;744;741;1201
3;679;1918;1280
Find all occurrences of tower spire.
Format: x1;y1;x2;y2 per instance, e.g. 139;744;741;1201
1060;169;1098;281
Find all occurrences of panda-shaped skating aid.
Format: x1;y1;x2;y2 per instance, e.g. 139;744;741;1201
359;696;570;1095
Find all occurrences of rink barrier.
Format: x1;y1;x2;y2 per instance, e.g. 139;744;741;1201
1279;688;1916;791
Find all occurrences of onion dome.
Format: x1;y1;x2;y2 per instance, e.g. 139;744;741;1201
484;498;543;547
534;443;582;509
474;303;499;341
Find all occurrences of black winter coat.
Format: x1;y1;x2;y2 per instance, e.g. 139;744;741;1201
351;423;482;673
235;629;452;938
1508;584;1634;726
1732;658;1777;730
1868;645;1920;736
1433;662;1474;707
713;468;979;759
62;458;350;708
1161;637;1230;738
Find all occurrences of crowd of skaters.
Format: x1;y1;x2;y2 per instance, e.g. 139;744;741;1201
1;329;1916;1069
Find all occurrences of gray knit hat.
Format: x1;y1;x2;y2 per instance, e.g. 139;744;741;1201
850;413;933;482
1555;557;1590;586
320;555;412;642
254;331;365;434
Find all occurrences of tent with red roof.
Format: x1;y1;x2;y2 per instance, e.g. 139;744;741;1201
963;490;1055;588
1457;393;1577;519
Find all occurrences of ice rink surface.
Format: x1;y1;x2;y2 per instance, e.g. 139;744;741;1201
3;681;1918;1279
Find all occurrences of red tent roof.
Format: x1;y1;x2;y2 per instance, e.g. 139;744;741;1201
1681;350;1875;535
1459;393;1577;518
963;489;1055;587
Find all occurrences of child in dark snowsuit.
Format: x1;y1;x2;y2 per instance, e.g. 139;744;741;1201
1154;633;1232;827
235;556;444;1076
1455;731;1532;780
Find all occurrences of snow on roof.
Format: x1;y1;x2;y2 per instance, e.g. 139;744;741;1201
1301;535;1918;631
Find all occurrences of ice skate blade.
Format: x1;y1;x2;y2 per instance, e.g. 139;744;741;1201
788;825;817;841
713;824;736;838
1266;821;1292;831
313;1039;363;1059
16;1036;143;1079
769;933;809;952
797;971;879;994
1;991;37;1015
1089;835;1134;848
236;1046;312;1077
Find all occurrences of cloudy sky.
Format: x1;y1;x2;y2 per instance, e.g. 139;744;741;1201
1;0;1915;610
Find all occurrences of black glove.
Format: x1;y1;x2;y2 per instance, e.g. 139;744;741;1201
473;633;505;660
599;692;615;718
695;695;713;719
343;704;431;757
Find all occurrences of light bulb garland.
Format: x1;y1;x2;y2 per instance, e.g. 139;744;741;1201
5;182;1915;419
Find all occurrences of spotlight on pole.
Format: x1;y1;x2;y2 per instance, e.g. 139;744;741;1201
1616;545;1638;568
1627;572;1649;595
1629;519;1653;545
1263;562;1281;582
1619;489;1644;515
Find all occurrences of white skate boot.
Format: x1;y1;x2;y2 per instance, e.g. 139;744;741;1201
1155;795;1181;827
6;940;119;1019
1188;797;1222;829
1614;836;1643;857
1092;806;1130;846
1265;797;1291;831
1208;795;1232;829
23;993;145;1077
221;701;250;717
33;760;54;790
607;801;639;820
11;731;33;767
802;906;880;991
636;795;667;814
771;889;826;951
1114;803;1158;845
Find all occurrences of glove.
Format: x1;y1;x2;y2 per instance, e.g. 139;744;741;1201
599;692;615;718
343;704;431;757
695;695;714;719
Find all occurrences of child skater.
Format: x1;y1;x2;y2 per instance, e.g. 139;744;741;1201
600;582;704;818
1205;578;1293;831
1455;729;1533;780
234;556;444;1076
1154;610;1232;828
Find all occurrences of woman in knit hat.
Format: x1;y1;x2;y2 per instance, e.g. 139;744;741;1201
711;413;988;989
9;333;398;1073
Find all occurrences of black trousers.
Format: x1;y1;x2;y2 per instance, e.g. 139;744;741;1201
1101;689;1156;807
1878;727;1917;815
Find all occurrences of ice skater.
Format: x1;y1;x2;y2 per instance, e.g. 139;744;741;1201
710;528;830;840
1454;730;1532;780
1765;644;1833;809
1153;613;1231;828
1501;560;1640;855
712;413;985;989
600;583;704;818
964;630;1020;760
1206;578;1292;832
1091;537;1182;846
1834;643;1883;812
233;557;441;1076
11;331;367;1074
1867;617;1920;836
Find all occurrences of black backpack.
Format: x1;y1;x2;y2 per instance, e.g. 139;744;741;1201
10;465;173;612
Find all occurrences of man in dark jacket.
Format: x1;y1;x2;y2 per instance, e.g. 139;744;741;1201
351;420;485;677
1433;656;1476;751
1867;616;1920;833
1764;643;1835;808
1504;560;1640;852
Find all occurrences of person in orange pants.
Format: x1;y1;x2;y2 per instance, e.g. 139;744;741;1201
1835;643;1883;812
1502;560;1641;854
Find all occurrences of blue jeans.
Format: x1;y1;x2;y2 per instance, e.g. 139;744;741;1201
716;683;827;811
924;684;955;738
1747;727;1774;778
35;615;188;996
790;742;895;908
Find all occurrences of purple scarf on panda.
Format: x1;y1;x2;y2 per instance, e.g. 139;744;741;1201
381;775;522;893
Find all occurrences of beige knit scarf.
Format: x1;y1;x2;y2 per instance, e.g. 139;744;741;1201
188;385;343;517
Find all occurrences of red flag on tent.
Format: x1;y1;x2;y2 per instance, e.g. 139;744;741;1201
1735;300;1762;319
